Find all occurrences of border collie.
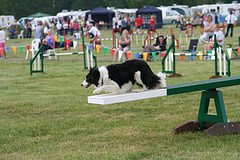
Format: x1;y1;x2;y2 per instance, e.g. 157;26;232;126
81;59;166;94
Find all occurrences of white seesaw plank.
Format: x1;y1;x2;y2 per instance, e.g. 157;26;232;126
88;89;167;105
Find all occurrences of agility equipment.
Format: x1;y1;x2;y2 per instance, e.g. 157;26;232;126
30;29;97;75
88;76;240;136
162;35;231;77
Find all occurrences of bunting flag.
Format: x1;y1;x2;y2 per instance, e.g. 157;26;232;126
6;47;11;53
152;51;156;61
96;45;101;54
0;48;2;56
26;45;30;51
73;41;78;49
66;39;71;49
190;53;194;61
226;48;232;59
103;47;108;56
135;53;139;59
88;44;93;51
111;49;115;57
161;52;165;58
198;51;203;61
19;46;24;53
54;36;59;42
12;46;17;55
180;55;184;61
59;36;64;43
118;50;123;61
143;52;148;61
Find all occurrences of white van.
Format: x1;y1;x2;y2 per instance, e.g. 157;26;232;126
158;7;180;24
0;15;15;28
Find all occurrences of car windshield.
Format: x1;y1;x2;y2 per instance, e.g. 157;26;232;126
172;10;180;16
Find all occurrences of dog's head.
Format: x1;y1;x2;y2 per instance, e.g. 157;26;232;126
81;68;100;88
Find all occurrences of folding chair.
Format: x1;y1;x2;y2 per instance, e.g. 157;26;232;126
182;39;199;52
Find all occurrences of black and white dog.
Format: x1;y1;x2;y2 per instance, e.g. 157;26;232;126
81;59;166;94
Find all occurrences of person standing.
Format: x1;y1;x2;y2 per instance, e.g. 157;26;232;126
35;21;44;40
135;15;143;30
25;21;32;38
56;20;62;35
225;11;237;38
149;15;156;31
0;27;7;59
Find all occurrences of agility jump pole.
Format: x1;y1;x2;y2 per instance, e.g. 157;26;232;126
213;34;231;77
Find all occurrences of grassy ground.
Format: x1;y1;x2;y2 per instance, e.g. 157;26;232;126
0;25;240;160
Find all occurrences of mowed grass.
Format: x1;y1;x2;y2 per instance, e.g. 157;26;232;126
0;25;240;160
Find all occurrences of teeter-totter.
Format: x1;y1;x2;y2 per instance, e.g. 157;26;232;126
88;76;240;136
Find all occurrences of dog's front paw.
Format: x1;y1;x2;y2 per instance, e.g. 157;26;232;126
133;89;142;93
134;88;148;93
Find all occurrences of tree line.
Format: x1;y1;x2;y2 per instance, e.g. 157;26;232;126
0;0;235;19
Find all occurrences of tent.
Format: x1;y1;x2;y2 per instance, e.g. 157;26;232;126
136;6;163;29
28;12;51;18
85;7;115;26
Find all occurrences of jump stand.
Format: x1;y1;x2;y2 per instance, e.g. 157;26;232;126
162;35;182;77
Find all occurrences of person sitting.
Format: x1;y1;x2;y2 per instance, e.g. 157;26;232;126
87;23;101;38
114;29;131;62
8;26;18;39
204;24;224;60
42;30;55;51
141;35;167;59
86;23;101;45
199;15;215;44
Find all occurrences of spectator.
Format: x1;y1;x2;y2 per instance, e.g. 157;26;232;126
87;23;101;38
141;35;167;60
176;14;182;28
199;15;214;43
204;24;224;60
63;21;69;35
74;20;80;32
135;15;143;30
0;27;6;59
43;21;50;38
69;20;74;35
114;29;131;62
225;11;237;38
149;15;156;31
73;32;81;40
42;30;55;51
35;21;44;39
8;25;18;39
112;17;118;33
143;35;167;52
126;17;131;32
121;17;127;35
25;21;32;38
56;21;62;35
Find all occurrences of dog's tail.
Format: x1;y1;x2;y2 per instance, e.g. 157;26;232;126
157;72;167;87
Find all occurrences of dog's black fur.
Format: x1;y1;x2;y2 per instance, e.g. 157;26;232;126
81;59;166;94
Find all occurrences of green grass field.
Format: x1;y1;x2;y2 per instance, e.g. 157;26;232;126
1;26;240;160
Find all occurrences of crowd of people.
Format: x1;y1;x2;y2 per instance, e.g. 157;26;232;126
0;10;238;60
197;10;238;60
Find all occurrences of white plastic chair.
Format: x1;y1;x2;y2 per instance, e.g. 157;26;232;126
25;39;41;60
